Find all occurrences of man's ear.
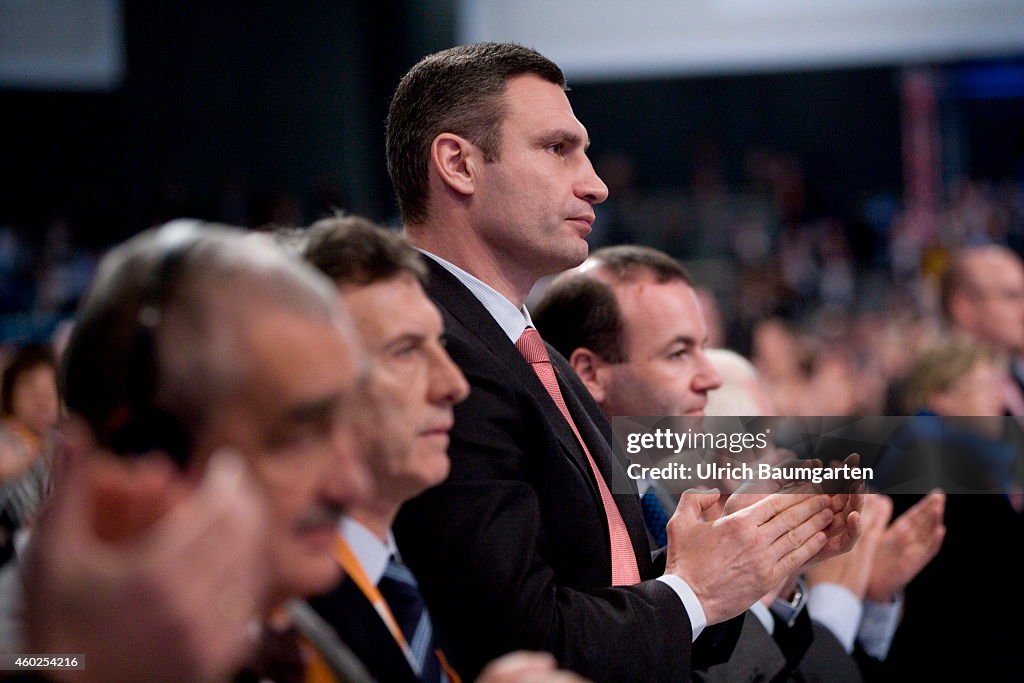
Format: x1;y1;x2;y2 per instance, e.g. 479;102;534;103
569;347;609;405
430;133;477;197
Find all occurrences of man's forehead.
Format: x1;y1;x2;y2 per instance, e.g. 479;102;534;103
612;277;705;336
339;274;442;341
235;307;357;376
502;74;587;135
610;271;695;301
964;250;1024;285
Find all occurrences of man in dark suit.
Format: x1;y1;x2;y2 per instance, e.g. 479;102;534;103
533;244;871;682
303;215;470;683
387;42;853;681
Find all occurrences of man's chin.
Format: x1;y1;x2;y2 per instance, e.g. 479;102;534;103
270;556;342;605
298;524;338;552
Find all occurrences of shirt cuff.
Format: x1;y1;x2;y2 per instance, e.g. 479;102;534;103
657;575;707;641
748;600;775;636
806;582;863;653
769;575;808;627
858;595;903;661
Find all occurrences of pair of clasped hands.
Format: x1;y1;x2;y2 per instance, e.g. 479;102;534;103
662;453;866;625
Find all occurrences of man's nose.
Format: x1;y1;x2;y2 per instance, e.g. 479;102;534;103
577;157;609;205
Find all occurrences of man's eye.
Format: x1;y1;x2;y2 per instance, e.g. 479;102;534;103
546;143;563;154
667;349;688;360
394;346;415;358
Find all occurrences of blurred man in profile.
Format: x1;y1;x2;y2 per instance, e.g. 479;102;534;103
27;220;374;681
941;244;1024;414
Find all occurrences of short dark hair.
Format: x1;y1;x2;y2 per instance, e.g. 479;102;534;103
588;245;694;286
1;345;57;417
304;214;427;286
534;275;625;363
386;42;565;225
533;245;694;363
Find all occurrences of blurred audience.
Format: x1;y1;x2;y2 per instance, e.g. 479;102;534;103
878;336;1023;679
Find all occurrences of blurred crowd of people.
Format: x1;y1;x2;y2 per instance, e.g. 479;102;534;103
0;39;1021;682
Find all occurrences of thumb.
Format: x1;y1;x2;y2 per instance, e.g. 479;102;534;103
674;488;721;520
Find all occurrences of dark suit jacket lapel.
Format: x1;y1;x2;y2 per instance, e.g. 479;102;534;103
306;575;419;683
423;258;603;505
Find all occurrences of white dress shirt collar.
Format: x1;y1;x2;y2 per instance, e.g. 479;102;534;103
339;516;398;585
418;249;533;343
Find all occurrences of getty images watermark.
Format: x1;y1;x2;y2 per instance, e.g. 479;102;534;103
609;416;1024;496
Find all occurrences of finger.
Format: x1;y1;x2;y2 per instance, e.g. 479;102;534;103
778;458;823;491
144;449;263;565
874;494;894;528
22;448;105;608
926;525;947;558
776;529;830;577
827;492;848;513
747;491;829;529
705;497;726;523
145;451;269;646
767;503;834;561
860;494;890;533
90;455;181;543
777;479;821;495
478;652;558;682
848;507;862;534
673;488;721;520
898;492;945;538
848;489;864;515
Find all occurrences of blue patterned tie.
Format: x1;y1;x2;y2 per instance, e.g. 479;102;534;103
640;489;670;548
377;555;447;683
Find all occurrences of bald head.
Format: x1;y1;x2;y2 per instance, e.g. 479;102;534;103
942;245;1024;355
703;349;776;417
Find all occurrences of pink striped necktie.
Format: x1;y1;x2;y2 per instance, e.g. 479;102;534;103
515;327;641;586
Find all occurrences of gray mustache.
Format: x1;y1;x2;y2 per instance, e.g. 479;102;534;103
295;503;347;533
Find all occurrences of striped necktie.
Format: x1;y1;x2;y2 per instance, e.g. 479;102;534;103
377;555;447;683
515;327;641;585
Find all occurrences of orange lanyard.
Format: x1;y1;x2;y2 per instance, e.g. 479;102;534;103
334;535;420;672
333;534;461;683
299;635;339;683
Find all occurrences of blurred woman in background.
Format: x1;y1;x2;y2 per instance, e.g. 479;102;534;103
0;345;60;566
